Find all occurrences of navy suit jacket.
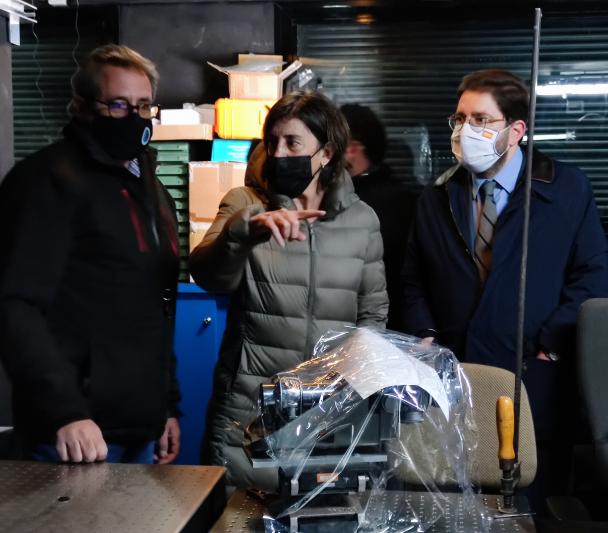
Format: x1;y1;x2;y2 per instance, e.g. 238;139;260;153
402;149;608;438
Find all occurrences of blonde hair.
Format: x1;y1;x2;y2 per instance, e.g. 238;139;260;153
68;44;159;116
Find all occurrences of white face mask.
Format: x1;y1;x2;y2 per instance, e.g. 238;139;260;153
451;122;511;174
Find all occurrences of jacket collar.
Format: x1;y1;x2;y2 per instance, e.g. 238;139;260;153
522;148;556;203
352;161;392;182
243;142;358;219
436;149;555;248
440;166;474;249
436;148;556;202
319;170;358;219
63;119;157;174
270;169;358;220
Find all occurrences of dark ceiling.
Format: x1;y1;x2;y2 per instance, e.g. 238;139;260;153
65;0;608;11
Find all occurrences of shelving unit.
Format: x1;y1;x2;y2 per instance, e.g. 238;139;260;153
151;141;190;281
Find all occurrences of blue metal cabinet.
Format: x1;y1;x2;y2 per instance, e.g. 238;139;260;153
173;283;229;465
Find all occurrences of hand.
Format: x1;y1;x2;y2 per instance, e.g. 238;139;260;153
250;208;326;247
56;419;108;463
420;337;435;347
536;351;551;361
155;417;180;464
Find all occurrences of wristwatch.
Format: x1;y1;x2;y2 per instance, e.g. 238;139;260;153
545;351;560;362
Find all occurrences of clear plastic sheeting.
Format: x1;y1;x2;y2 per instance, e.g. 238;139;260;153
284;68;318;94
245;327;491;533
403;126;434;185
208;58;284;72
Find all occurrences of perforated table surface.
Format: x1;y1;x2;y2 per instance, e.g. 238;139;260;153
211;489;537;532
0;460;225;533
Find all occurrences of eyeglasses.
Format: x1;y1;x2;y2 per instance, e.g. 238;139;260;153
96;99;159;119
448;114;506;132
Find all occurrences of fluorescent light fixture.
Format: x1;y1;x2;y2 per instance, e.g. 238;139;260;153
537;83;608;96
522;132;576;142
323;4;351;7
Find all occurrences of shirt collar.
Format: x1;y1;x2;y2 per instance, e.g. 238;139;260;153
127;158;141;178
471;147;523;199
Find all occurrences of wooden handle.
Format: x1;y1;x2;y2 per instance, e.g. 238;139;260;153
496;396;516;461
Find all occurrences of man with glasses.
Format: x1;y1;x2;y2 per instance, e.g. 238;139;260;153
402;69;607;509
0;44;181;464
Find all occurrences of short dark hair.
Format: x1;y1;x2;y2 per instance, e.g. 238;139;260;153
263;90;350;188
457;69;529;123
340;103;386;164
69;44;159;116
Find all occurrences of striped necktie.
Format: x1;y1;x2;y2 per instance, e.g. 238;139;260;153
474;180;497;284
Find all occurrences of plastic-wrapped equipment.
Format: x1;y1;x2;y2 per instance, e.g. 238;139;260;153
245;327;492;532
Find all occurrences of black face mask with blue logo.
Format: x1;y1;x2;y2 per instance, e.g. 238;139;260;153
91;113;152;161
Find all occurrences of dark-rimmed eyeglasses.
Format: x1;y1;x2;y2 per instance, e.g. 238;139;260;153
448;114;506;133
96;99;159;119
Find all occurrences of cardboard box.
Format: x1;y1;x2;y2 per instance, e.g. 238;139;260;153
208;55;302;100
211;139;253;163
195;104;215;125
189;161;247;221
151;123;213;141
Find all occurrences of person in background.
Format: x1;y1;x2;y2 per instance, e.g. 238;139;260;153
0;44;181;464
190;90;388;489
402;69;608;510
341;103;419;331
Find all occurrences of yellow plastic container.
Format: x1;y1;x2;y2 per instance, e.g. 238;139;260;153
214;98;276;140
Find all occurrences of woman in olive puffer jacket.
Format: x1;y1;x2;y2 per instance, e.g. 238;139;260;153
189;91;388;489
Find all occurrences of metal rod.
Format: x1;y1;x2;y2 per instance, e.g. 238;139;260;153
8;0;37;10
0;6;36;23
514;7;542;459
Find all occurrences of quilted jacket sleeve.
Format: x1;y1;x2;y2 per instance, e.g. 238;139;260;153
356;213;389;328
189;187;269;293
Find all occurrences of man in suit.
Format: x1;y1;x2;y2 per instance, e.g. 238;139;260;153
402;69;608;508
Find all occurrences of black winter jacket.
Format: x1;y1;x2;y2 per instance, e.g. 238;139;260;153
0;121;181;444
352;163;419;331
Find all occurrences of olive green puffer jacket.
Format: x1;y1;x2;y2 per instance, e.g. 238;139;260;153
189;167;388;489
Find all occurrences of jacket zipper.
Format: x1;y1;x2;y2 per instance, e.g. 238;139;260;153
121;188;150;253
159;204;179;257
304;222;316;356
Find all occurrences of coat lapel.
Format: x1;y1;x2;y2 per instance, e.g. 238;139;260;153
492;150;555;270
446;170;474;250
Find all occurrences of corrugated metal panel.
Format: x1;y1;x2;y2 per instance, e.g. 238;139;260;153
298;16;608;230
11;23;99;160
150;141;191;282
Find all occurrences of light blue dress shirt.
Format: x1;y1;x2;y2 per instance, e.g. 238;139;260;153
471;148;523;242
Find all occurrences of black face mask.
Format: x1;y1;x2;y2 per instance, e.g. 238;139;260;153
264;150;323;198
91;113;152;161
